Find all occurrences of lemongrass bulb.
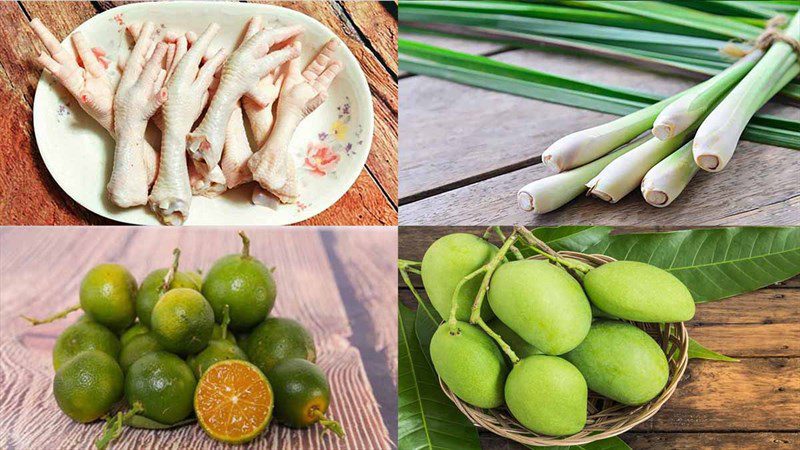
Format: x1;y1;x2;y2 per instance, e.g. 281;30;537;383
541;99;675;172
518;137;646;213
587;127;695;203
641;140;698;207
652;50;763;141
694;12;800;172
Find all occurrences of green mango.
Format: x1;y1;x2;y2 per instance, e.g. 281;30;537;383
564;320;669;406
505;355;587;436
488;260;591;355
584;261;695;323
430;321;507;408
487;318;541;360
421;233;498;321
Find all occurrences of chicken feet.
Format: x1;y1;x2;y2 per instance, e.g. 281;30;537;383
248;39;343;203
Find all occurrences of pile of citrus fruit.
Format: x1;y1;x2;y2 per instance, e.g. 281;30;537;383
28;232;343;447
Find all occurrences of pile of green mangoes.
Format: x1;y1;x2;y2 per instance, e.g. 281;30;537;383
37;233;340;444
422;233;695;436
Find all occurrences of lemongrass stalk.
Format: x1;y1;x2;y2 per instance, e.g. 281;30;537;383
640;139;698;207
652;50;764;140
587;123;698;203
518;136;647;213
541;97;679;172
693;12;800;172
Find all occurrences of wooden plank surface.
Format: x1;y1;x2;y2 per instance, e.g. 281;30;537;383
0;226;396;449
397;226;800;449
398;34;800;226
0;0;398;226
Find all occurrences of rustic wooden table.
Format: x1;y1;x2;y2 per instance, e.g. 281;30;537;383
0;226;398;449
0;0;398;226
398;33;800;226
398;226;800;450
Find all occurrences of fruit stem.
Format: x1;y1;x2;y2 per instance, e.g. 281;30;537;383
514;226;593;275
311;409;345;438
95;402;144;449
21;304;80;326
220;304;230;340
476;318;520;364
468;231;517;325
239;230;251;259
161;248;181;292
448;266;486;333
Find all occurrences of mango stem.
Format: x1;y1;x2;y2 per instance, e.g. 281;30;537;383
514;226;593;275
161;248;181;293
95;403;144;449
468;231;517;325
476;318;519;364
22;304;80;325
448;266;486;333
239;230;251;259
311;409;345;438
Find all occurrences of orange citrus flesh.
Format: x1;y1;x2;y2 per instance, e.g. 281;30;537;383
194;360;274;444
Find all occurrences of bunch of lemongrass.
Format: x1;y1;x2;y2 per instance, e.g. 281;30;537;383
518;11;798;213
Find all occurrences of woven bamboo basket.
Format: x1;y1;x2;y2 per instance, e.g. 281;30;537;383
437;250;689;446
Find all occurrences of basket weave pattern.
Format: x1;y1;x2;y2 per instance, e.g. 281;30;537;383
437;251;689;446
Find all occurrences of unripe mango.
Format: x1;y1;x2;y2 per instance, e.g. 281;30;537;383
421;234;498;321
564;320;668;406
487;318;541;359
488;260;591;355
430;321;507;408
505;355;587;436
584;261;695;323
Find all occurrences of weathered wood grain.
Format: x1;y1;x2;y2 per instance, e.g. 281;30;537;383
339;0;398;75
398;35;800;225
0;227;394;449
1;0;398;226
623;432;798;449
400;142;800;226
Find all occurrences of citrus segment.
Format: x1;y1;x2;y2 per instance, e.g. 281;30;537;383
195;360;274;444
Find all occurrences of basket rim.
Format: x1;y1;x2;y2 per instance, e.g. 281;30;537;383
436;250;690;446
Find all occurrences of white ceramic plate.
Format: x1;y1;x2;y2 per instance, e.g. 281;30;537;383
33;1;373;225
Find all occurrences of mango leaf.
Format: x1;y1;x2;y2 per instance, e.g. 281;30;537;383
585;227;800;302
688;338;739;362
524;435;631;449
532;226;613;253
399;304;481;450
415;297;442;366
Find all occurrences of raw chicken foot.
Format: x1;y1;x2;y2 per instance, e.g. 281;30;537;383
107;22;168;208
149;23;225;225
248;39;343;203
186;24;303;175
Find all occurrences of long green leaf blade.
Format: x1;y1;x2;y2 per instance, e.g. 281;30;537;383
399;304;481;450
584;227;800;302
399;39;800;149
688;338;739;361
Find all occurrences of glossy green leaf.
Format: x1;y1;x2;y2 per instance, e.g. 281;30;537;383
531;226;614;253
399;304;481;450
584;227;800;302
124;415;196;429
523;435;631;449
414;294;442;365
688;338;739;362
398;39;800;149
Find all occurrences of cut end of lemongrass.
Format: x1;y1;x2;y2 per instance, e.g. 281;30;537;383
643;189;669;207
652;123;674;141
541;153;559;172
587;188;614;203
695;153;722;172
517;191;535;211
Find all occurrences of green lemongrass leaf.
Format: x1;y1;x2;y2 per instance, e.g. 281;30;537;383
523;435;632;449
399;304;481;450
585;227;800;303
688;338;739;362
398;39;800;148
675;0;784;19
570;1;763;39
405;1;726;38
124;415;196;429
